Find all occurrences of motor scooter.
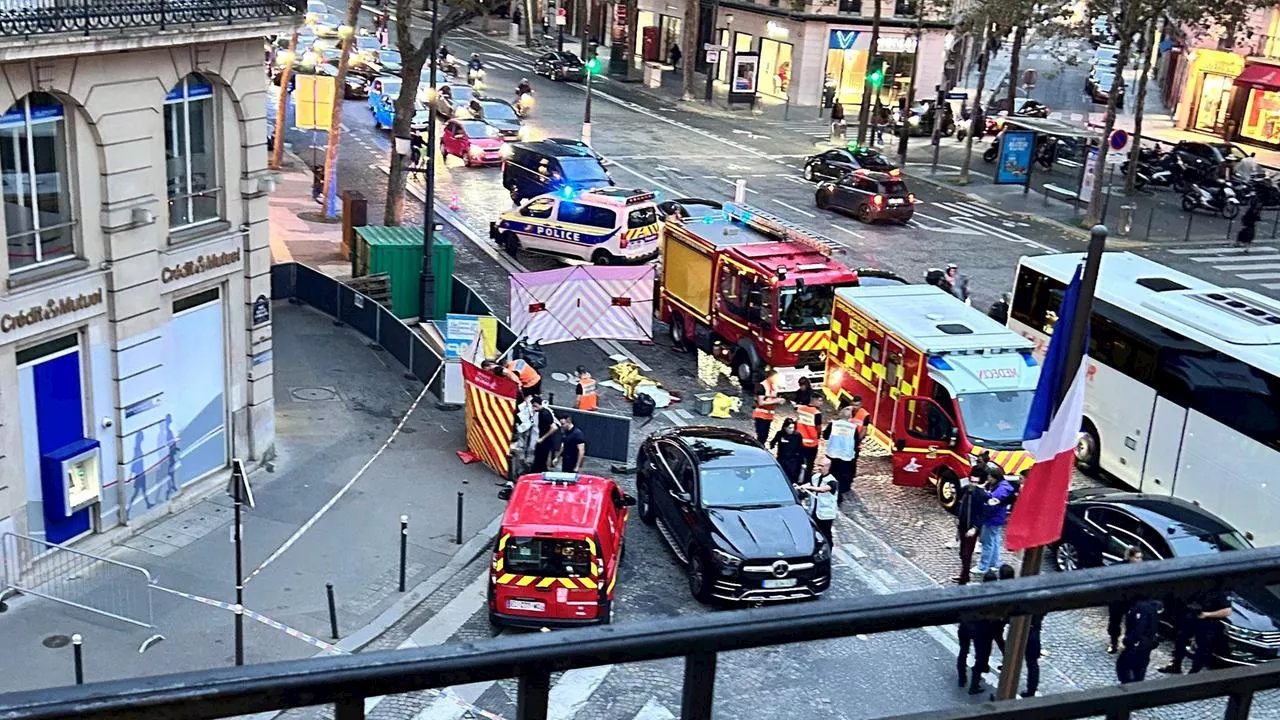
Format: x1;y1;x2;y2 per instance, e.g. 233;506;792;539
1181;181;1240;219
514;92;534;118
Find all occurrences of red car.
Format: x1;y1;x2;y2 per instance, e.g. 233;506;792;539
440;118;508;167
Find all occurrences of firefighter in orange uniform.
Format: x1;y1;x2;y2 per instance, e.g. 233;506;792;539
505;358;542;398
752;370;783;444
795;401;823;480
574;365;598;411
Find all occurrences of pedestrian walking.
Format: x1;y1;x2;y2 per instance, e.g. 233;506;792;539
822;402;858;505
795;399;822;481
769;418;805;484
573;365;598;411
1159;587;1232;675
752;370;783;444
798;456;839;545
1237;199;1261;251
529;396;560;473
978;465;1015;574
830;100;846;143
946;263;970;303
668;43;682;68
959;569;1001;694
1117;595;1163;683
557;415;587;473
952;470;988;584
1107;547;1144;653
874;105;890;145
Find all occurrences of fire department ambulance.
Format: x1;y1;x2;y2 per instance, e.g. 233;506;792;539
659;202;858;392
822;285;1041;509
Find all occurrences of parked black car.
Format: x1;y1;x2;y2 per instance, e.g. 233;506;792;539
815;170;916;224
533;51;586;81
1055;489;1280;666
1172;141;1250;182
636;427;831;604
803;147;897;182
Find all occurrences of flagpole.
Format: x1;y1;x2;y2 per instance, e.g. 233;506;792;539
995;224;1108;700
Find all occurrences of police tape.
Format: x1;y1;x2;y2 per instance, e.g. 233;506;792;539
150;583;509;719
242;366;441;587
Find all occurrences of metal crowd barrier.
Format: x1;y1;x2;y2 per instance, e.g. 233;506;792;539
1;532;155;628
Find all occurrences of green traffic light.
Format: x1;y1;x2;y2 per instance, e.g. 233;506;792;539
868;69;883;88
586;58;600;74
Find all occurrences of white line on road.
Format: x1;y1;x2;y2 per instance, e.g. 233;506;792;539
1191;254;1280;263
631;698;677;720
718;176;758;193
950;215;1060;253
608;160;682;196
1168;245;1277;255
1238;272;1280;280
662;409;689;426
829;224;864;240
1215;263;1280;273
1265;283;1280;290
549;665;615;720
772;199;815;217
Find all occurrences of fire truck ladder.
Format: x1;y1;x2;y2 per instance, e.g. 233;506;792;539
721;203;840;257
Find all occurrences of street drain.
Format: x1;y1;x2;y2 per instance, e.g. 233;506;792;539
43;634;71;648
291;387;338;402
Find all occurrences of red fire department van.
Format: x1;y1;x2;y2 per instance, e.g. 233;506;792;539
822;285;1042;509
659;202;858;392
490;472;634;628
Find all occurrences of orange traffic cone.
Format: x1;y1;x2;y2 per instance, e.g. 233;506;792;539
449;191;460;211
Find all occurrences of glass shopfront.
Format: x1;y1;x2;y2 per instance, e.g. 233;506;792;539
1193;73;1235;134
1241;88;1280;145
759;38;793;98
823;30;914;107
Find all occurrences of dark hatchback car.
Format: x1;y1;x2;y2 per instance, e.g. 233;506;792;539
802;147;898;182
1055;489;1280;666
1172;140;1250;180
474;97;526;140
533;51;586;81
815;170;916;224
636;427;832;604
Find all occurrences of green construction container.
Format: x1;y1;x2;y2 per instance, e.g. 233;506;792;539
354;226;453;320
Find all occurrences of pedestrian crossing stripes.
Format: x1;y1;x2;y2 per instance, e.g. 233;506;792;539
1161;246;1280;290
925;201;1010;218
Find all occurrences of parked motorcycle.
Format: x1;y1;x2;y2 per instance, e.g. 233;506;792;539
982;138;998;163
1181;181;1240;219
441;54;460;77
1245;173;1280;209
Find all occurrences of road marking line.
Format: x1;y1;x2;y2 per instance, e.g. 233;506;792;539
1215;263;1280;273
1264;283;1280;290
773;199;815;217
1238;272;1280;280
1169;246;1276;255
830;224;864;239
631;698;677;720
950;215;1059;253
549;665;615;720
718;176;758;193
609;160;681;196
1191;254;1280;263
662;409;688;426
673;408;695;421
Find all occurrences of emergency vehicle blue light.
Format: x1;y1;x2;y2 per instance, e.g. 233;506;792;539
928;356;953;371
1021;352;1038;367
561;186;575;199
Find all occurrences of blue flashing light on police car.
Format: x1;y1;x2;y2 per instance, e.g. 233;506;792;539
489;187;661;266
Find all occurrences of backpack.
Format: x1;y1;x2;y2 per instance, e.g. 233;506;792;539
633;392;656;417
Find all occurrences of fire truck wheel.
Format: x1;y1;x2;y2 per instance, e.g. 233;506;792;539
936;471;961;513
636;477;657;525
1075;421;1101;474
668;312;688;348
733;352;756;390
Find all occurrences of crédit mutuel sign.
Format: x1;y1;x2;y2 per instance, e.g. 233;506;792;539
161;249;242;285
1;290;104;333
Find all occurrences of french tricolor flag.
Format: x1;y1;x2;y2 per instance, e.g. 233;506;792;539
1006;264;1089;551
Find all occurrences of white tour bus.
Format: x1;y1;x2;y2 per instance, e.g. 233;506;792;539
1009;251;1280;546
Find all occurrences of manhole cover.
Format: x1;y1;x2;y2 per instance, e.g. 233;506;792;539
43;634;71;648
291;387;338;402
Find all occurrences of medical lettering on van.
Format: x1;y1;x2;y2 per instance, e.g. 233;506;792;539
976;367;1020;381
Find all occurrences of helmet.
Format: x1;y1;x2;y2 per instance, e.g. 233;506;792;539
472;53;480;59
521;77;529;83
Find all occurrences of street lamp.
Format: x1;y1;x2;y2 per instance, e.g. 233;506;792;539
395;0;442;321
583;42;599;145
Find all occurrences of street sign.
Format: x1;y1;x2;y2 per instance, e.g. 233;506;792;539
555;7;566;25
1109;129;1130;151
226;458;255;509
705;49;719;64
1021;68;1038;88
1080;148;1100;200
703;43;726;51
945;91;968;100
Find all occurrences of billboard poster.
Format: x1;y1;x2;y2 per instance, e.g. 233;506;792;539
995;130;1035;185
729;52;759;105
1080;147;1100;200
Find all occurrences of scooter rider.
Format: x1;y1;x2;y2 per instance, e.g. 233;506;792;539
468;53;484;72
439;43;450;61
517;78;533;96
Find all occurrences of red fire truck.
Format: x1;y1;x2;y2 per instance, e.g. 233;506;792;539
658;203;858;392
823;285;1042;509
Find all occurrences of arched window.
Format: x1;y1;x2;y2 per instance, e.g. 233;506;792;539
1;93;75;271
164;74;218;230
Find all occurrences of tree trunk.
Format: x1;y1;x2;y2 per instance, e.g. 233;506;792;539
321;0;363;218
581;0;591;59
1005;24;1025;116
680;0;697;100
482;7;492;33
384;0;427;226
855;0;882;145
269;30;300;170
958;20;989;184
624;0;639;79
1124;18;1156;195
523;0;536;47
1084;26;1135;225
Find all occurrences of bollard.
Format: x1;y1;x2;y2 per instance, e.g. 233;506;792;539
326;583;339;639
1144;206;1155;242
234;604;244;666
1184;211;1194;242
399;515;408;593
72;634;84;685
1118;204;1135;236
548;392;555;406
1226;213;1235;244
456;491;465;545
734;179;747;204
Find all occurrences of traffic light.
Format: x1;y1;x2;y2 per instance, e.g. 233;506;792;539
585;41;600;74
867;56;884;89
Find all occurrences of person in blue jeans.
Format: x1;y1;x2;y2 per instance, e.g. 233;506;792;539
978;464;1016;574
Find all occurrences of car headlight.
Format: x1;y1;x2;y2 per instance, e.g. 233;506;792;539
469;146;483;157
814;532;831;561
499;144;513;158
908;116;921;126
518;126;529;140
710;548;742;568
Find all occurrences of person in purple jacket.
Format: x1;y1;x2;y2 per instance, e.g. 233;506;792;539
978;463;1016;574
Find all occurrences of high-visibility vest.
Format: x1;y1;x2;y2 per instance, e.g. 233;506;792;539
825;419;858;460
507;359;541;389
576;374;598;411
796;405;820;448
753;377;779;420
852;407;870;435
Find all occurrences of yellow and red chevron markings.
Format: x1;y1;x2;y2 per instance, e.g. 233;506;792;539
622;224;659;242
493;534;601;589
973;447;1036;475
463;361;519;479
783;331;829;353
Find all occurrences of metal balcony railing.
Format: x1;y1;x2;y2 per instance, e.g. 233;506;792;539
1;548;1279;720
0;0;303;38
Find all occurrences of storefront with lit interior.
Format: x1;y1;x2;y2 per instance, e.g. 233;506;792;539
1233;61;1280;149
1171;49;1245;136
823;29;919;108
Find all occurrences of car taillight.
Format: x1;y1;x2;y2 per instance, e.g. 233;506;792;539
871;194;884;208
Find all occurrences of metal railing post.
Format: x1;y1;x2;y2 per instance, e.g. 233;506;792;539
1225;691;1255;720
398;515;408;593
334;697;365;720
516;668;551;720
681;652;717;720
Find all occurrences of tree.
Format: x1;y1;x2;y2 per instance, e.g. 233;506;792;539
269;30;300;171
1124;18;1156;195
383;0;487;225
854;0;882;145
680;0;698;100
320;0;363;218
957;16;991;183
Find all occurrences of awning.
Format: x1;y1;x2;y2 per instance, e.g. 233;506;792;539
1234;63;1280;91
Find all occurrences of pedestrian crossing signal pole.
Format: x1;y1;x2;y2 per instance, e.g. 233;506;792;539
583;44;599;146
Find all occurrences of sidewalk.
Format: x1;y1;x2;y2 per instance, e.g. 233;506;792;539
0;167;509;696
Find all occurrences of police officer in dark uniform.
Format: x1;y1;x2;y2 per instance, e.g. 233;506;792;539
1108;547;1144;653
1117;595;1163;683
1159;586;1233;674
529;395;560;473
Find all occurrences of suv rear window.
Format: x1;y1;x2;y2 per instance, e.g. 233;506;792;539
883;180;909;198
559;157;609;183
628;206;658;228
504;537;593;577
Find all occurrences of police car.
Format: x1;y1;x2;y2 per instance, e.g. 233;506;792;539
489;187;661;265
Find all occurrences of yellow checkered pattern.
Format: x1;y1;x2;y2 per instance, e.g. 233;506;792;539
828;312;920;401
